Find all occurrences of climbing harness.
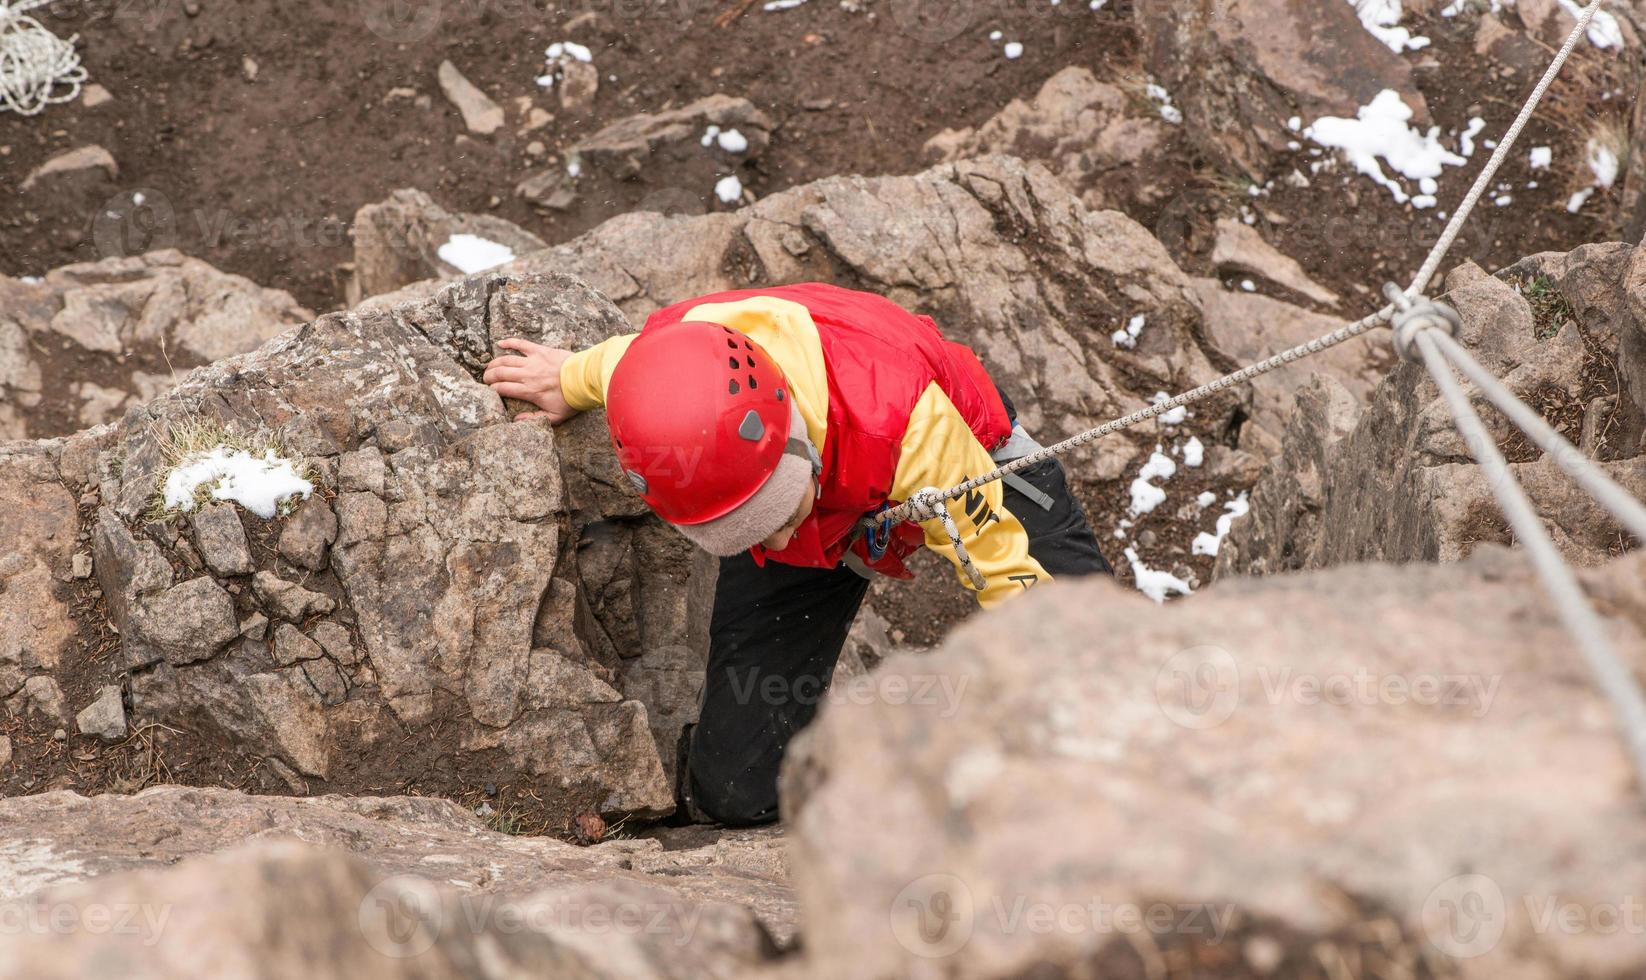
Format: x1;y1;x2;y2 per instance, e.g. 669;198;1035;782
863;0;1646;793
0;1;86;116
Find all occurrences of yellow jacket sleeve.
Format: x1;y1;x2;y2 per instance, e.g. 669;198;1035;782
559;333;639;412
890;384;1050;609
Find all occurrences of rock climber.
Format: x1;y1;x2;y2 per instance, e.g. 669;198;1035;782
483;283;1111;826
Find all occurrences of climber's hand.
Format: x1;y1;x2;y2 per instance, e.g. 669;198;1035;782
485;339;579;424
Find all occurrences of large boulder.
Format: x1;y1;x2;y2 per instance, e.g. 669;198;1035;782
347;188;547;305
0;786;792;978
1;273;704;823
781;550;1646;979
0;250;312;441
923;67;1174;212
1135;0;1430;180
1221;244;1646;576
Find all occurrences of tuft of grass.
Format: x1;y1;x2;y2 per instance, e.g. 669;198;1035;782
1509;273;1575;341
145;415;312;524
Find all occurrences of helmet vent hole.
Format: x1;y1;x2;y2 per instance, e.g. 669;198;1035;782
744;341;753;350
775;389;785;402
746;357;756;368
748;375;758;390
728;379;741;395
727;339;737;349
728;357;740;369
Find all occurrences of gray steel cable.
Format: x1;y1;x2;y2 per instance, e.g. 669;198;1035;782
1427;328;1646;546
1414;327;1646;791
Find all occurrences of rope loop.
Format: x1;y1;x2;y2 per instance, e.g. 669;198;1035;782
1389;288;1464;365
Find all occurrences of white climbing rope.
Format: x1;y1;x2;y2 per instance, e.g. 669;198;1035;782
0;0;86;117
872;0;1613;578
1407;323;1646;791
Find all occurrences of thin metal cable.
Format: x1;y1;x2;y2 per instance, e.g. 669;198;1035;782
1414;327;1646;791
1428;328;1646;545
870;306;1394;527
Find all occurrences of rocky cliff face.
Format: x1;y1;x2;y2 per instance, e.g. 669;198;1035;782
1221;244;1646;576
1;273;712;823
0;250;312;441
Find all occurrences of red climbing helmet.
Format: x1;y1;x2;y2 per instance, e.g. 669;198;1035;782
606;321;794;526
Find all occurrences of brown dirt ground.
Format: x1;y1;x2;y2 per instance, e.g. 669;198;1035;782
1;0;1138;311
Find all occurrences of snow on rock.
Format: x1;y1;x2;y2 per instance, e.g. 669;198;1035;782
1303;90;1466;206
1529;146;1552;170
163;447;314;520
1191;493;1251;558
1111;314;1147;350
1182;437;1205;468
1557;0;1624;49
1004;42;1025;60
437;234;516;274
1349;0;1431;53
537;41;593;87
1123;547;1193;603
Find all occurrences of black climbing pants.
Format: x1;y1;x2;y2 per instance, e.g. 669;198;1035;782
685;454;1113;827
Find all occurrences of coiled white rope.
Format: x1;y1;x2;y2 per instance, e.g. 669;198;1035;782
0;0;86;117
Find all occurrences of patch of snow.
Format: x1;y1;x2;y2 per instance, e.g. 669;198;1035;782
1196;490;1217;508
437;234;515;274
1111;314;1147;350
763;0;810;9
1529;146;1553;169
1191;493;1251;557
1124;547;1193;603
1459;116;1487;158
1183;437;1205;468
1128;450;1176;516
1303;90;1466;206
1350;0;1431;52
163;447;313;520
715;175;744;203
717;128;749;153
1153;392;1187;426
1145;82;1182;125
1556;0;1624;49
19;275;42;284
1003;42;1024;59
1240;279;1256;292
545;41;593;63
1589;140;1620;187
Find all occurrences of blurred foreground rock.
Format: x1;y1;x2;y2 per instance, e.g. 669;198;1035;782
782;551;1646;979
0;786;790;979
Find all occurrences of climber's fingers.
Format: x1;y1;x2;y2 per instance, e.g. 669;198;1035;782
489;381;536;401
496;337;547;356
483;361;529;384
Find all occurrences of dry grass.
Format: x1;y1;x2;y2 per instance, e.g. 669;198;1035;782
145;415;311;524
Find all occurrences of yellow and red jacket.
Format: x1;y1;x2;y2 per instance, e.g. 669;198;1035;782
561;283;1052;608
